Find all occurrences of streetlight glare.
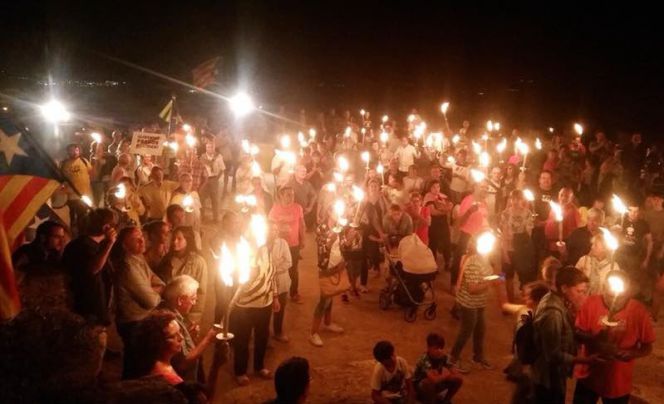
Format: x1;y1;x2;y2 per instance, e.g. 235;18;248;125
40;100;71;123
229;92;255;117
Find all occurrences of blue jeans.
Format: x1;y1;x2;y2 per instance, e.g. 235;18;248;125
450;305;485;361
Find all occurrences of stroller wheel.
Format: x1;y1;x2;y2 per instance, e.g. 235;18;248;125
404;306;417;322
424;304;437;320
379;291;391;310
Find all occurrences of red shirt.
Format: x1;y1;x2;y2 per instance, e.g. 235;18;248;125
574;295;655;398
269;203;304;247
407;205;431;245
544;202;580;250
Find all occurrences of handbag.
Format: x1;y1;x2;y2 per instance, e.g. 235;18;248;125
319;263;351;297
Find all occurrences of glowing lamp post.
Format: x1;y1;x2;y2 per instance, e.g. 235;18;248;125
229;92;255;118
40;99;71;137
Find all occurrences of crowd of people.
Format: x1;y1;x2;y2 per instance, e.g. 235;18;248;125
6;106;663;403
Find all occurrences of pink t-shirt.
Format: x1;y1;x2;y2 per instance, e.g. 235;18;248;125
458;195;488;235
269;203;304;247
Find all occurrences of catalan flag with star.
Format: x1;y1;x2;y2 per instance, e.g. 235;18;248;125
0;114;64;319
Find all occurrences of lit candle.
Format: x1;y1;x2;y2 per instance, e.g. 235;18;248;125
182;194;194;213
611;194;628;228
476;231;496;256
361;151;370;169
376;163;385;185
185;134;197;148
351;185;365;225
280;135;291;149
486;120;494;132
81;195;94;208
470;168;485;183
379;131;389;146
90;132;102;144
338;156;350;173
574;123;584;136
535;138;542;150
549;201;563;243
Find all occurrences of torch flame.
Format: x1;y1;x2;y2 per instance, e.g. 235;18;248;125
185;134;197;148
607;274;625;295
440;102;450;114
352;185;365;202
361;151;370;163
280;135;291;150
470;169;486;183
250;214;267;248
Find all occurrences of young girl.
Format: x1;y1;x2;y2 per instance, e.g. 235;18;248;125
449;234;502;373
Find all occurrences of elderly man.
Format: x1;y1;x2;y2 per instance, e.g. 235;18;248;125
159;275;216;383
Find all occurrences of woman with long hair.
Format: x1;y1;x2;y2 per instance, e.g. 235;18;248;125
131;310;186;385
158;226;208;324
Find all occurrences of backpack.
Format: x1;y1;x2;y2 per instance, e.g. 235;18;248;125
514;306;564;365
513;311;537;365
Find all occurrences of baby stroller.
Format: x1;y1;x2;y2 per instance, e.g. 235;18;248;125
379;234;438;322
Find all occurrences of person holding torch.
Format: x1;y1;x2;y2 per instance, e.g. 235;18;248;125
573;271;655;403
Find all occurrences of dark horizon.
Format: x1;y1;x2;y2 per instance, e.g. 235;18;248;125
2;1;664;136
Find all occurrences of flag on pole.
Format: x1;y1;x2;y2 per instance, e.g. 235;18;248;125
0;115;64;319
159;98;174;122
192;56;220;89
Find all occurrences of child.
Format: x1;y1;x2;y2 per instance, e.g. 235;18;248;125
413;333;463;404
370;341;414;404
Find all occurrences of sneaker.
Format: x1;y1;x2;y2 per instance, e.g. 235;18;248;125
273;334;290;343
472;359;494;370
309;333;323;347
359;285;369;293
236;375;250;386
322;323;344;333
257;368;272;379
448;359;470;374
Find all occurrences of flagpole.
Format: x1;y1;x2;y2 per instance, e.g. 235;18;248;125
167;95;176;136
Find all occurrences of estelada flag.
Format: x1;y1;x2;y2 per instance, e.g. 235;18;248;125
192;56;220;89
0;114;64;319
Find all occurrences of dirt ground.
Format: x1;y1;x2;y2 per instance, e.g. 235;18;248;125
200;229;664;404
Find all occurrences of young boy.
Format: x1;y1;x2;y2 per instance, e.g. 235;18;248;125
413;333;463;404
371;341;414;404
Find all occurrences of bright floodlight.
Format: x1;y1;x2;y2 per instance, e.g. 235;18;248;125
229;92;255;117
40;100;71;123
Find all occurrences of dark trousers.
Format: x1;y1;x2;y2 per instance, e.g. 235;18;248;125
222;163;237;196
289;247;301;297
68;199;88;238
199;175;220;221
117;321;140;379
272;292;288;336
534;383;566;404
229;305;272;375
573;380;629;404
450;306;485;361
452;231;471;286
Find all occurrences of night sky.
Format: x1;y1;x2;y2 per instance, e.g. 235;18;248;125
2;1;664;134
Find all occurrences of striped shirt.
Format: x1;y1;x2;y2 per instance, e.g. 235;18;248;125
456;254;493;309
235;246;276;308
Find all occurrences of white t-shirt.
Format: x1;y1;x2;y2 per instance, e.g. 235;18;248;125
395;144;419;172
370;356;412;399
